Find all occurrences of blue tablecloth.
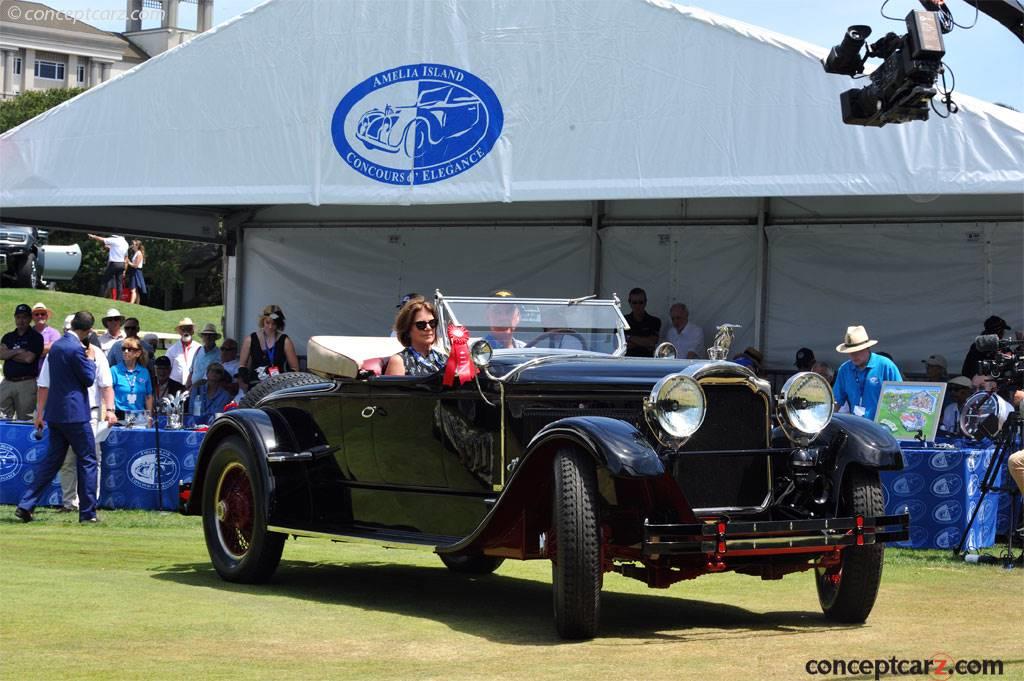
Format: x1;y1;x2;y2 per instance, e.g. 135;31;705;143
882;440;1014;550
1;420;206;511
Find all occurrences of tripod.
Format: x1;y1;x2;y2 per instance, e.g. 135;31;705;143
954;412;1022;566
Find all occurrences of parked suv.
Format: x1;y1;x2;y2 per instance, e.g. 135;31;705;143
0;224;44;288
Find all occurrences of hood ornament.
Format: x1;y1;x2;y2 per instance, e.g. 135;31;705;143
707;323;741;360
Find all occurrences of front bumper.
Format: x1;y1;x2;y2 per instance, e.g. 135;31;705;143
644;513;910;558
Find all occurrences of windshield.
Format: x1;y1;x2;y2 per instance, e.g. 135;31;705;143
436;294;627;355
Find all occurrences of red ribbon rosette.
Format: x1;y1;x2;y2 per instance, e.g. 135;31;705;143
443;324;477;387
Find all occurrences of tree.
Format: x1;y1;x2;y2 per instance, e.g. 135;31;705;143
0;88;86;133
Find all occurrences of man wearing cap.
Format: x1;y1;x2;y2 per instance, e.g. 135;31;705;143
166;317;200;385
88;233;130;299
97;308;126;353
795;347;816;372
921;354;948;382
832;325;902;420
0;304;45;420
107;317;154;368
30;303;61;372
939;376;974;435
186;323;221;389
961;315;1012;379
15;311;99;523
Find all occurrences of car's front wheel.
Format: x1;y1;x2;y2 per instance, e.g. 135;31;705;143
551;447;602;640
439;553;505;575
202;435;285;583
815;466;885;623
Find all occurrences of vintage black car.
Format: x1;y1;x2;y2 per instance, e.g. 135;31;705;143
181;293;908;639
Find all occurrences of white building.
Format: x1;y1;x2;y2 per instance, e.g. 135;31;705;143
0;0;213;99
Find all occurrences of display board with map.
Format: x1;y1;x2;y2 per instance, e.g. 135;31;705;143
875;381;947;442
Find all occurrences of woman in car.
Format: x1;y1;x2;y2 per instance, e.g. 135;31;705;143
239;304;300;388
385;300;448;376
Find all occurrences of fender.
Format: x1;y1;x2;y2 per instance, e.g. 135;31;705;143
819;414;903;512
529;416;664;478
183;408;282;516
438;416;663;557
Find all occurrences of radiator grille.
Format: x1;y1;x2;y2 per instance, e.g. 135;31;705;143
674;383;770;511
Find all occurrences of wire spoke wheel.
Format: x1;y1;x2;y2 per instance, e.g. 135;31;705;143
215;462;254;560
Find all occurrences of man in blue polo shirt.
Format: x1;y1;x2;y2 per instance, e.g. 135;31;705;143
832;325;902;420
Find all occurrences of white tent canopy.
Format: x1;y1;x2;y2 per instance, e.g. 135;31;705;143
1;0;1021;374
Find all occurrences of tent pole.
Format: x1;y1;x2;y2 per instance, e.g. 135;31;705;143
753;198;768;353
591;200;604;296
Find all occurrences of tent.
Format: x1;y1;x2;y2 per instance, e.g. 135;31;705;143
2;0;1022;374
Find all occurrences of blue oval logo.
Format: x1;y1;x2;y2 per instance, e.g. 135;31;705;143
0;443;21;483
128;449;179;491
890;473;926;496
928;451;960;471
934;527;962;549
931;473;962;497
932;500;963;523
331;64;503;185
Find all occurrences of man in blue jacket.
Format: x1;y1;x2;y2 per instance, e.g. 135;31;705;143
15;311;99;523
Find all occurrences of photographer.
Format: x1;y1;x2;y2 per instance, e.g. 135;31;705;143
962;316;1011;379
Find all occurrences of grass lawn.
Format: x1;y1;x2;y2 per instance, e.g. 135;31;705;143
0;288;223;339
1;508;1021;681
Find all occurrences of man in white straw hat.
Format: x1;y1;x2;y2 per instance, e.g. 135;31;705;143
832;325;902;420
97;308;126;353
165;317;200;385
30;302;60;371
186;323;221;389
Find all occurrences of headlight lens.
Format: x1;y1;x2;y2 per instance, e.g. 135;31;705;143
645;374;706;440
654;342;677;359
470;339;492;368
780;372;834;436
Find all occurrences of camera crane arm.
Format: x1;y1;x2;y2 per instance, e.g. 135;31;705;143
919;0;1024;43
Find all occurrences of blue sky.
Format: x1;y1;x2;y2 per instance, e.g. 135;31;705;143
43;0;1024;110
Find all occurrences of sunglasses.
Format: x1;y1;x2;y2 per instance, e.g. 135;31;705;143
629;299;645;305
32;312;48;318
414;319;438;331
124;347;142;353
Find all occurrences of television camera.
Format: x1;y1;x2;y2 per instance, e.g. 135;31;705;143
822;10;947;127
973;334;1024;387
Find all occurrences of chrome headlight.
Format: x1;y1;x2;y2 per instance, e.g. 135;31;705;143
653;342;677;359
779;372;834;440
644;374;706;445
470;339;492;368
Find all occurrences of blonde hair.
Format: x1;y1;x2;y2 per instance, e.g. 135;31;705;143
257;304;285;331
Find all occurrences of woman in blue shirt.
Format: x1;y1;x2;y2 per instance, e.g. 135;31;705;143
110;337;154;420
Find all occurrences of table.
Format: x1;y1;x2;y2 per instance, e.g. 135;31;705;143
1;420;207;511
882;440;1015;550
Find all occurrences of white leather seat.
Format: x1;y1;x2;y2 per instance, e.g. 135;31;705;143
307;336;403;379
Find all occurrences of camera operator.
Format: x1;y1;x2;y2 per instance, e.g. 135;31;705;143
962;316;1012;379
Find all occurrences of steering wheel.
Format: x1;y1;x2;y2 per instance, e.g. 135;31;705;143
525;330;588;351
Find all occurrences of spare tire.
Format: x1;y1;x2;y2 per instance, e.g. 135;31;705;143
238;371;331;409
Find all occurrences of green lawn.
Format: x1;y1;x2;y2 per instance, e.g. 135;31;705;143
1;508;1020;681
0;288;222;338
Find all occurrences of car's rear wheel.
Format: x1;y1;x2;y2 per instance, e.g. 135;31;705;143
238;371;327;409
551;447;602;640
202;436;285;583
439;553;505;575
815;466;885;622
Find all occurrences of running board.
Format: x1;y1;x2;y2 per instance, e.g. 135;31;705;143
266;523;459;549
